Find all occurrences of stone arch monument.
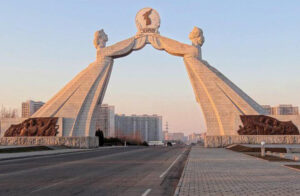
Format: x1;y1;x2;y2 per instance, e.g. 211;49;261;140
32;8;266;137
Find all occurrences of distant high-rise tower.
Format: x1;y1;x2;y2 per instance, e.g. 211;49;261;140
21;100;45;118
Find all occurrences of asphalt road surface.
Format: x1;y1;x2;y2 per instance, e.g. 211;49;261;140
0;146;189;196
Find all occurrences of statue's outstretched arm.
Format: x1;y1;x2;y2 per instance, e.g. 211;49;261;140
105;37;137;58
148;34;196;57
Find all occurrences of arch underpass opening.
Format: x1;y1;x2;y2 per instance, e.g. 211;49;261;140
102;44;206;140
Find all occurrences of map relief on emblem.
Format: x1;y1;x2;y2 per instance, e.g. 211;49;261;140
143;9;152;25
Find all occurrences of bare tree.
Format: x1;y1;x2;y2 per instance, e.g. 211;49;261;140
0;105;19;119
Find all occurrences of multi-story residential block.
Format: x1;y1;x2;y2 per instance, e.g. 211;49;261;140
187;132;205;144
163;131;188;143
272;104;298;115
261;105;272;115
262;104;298;115
115;114;162;142
21;100;45;118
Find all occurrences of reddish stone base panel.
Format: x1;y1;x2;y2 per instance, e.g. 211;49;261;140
205;135;300;148
0;136;99;149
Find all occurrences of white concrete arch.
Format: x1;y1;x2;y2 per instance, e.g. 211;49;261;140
32;29;265;137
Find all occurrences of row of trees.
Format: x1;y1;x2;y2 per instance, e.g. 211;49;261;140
0;105;19;118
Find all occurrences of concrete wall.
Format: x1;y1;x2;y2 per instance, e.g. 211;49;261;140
205;135;300;148
0;136;99;149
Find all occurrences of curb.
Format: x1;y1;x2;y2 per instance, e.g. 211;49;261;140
173;148;190;196
266;151;300;162
0;146;125;161
0;149;91;161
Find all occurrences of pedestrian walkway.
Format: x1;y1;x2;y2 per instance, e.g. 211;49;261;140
175;146;300;196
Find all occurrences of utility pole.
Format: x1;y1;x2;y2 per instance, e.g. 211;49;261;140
165;121;168;133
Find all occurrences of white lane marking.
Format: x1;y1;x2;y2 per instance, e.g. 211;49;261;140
159;153;182;178
31;181;63;193
141;188;152;196
31;177;80;193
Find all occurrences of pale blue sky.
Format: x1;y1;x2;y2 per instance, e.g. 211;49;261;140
0;1;299;134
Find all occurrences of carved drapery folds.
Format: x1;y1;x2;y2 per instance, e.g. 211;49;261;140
4;118;59;137
237;115;299;135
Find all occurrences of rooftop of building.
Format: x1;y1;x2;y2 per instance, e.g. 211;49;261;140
22;100;45;104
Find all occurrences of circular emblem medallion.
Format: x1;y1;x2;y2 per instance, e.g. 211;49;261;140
135;8;160;34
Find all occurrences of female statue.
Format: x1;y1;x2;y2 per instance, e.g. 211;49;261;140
32;30;142;136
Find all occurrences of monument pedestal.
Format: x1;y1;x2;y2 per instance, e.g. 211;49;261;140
205;135;300;148
0;136;99;149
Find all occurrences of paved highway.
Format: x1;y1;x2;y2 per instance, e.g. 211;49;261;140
0;146;189;196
